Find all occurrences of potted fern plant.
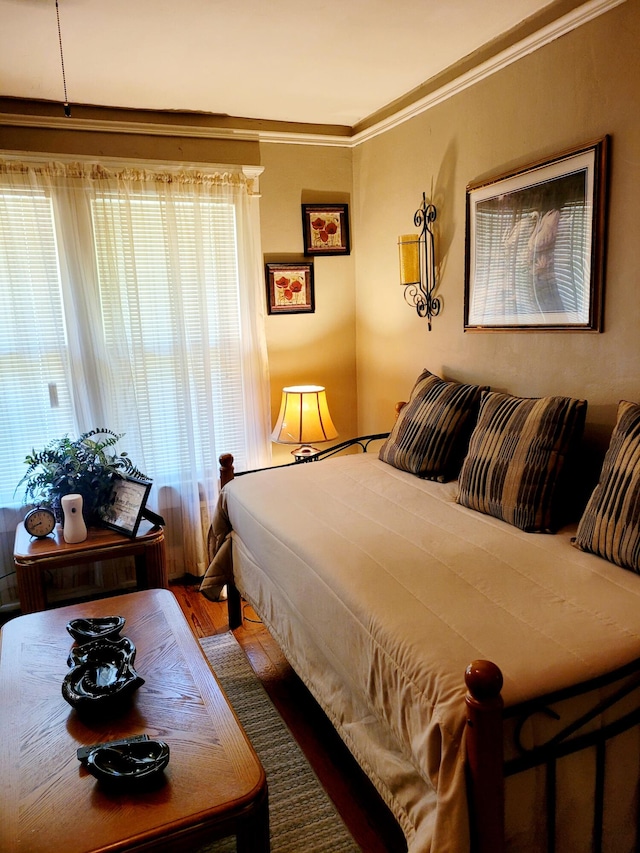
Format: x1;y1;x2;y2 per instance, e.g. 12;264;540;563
16;428;148;524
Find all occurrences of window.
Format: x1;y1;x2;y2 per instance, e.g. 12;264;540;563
0;159;270;600
92;192;246;481
0;185;76;504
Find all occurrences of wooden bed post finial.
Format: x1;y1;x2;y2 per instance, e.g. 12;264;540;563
219;453;235;488
465;659;503;702
465;659;505;853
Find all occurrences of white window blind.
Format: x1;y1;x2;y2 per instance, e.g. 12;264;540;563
0;187;76;505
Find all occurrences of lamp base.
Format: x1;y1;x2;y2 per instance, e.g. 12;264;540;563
292;445;320;462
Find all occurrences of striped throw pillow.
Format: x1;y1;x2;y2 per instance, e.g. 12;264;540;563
573;400;640;571
378;369;486;481
457;391;587;532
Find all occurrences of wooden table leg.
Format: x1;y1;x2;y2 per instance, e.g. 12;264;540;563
134;534;168;590
15;563;47;614
236;787;270;853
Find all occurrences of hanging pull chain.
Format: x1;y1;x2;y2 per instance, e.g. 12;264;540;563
55;0;71;116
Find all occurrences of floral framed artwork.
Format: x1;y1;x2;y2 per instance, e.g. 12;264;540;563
301;204;350;256
464;136;609;331
266;262;315;314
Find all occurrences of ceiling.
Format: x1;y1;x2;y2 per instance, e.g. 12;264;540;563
0;0;593;130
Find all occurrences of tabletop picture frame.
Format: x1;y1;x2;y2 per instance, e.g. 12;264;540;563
464;137;608;331
301;204;350;256
266;262;315;314
100;475;152;537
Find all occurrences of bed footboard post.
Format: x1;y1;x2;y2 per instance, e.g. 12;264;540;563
227;581;243;629
219;453;235;488
217;452;240;626
465;659;505;853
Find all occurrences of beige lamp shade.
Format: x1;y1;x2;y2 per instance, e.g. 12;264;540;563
271;385;338;458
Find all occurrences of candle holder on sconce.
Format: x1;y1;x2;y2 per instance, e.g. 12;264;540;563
398;193;441;330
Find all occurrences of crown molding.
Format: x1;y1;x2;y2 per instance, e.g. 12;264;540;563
350;0;625;146
0;0;625;150
0;111;352;148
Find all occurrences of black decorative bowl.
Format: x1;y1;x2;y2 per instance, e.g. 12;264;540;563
84;740;170;787
66;616;125;643
62;637;144;711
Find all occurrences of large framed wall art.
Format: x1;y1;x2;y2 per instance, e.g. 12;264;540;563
464;137;609;331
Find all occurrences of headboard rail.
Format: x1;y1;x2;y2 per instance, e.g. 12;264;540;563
218;432;390;488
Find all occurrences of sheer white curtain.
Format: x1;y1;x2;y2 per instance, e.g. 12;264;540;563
0;158;271;595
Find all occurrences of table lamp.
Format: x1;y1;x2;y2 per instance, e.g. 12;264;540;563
271;385;338;460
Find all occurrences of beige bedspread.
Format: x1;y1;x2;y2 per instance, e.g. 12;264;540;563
201;454;640;852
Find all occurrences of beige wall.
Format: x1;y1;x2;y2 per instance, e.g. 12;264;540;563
353;0;640;455
257;143;356;463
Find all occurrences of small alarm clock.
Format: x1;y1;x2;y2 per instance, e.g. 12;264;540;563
23;506;57;539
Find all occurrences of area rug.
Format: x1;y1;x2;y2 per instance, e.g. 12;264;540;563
197;631;360;853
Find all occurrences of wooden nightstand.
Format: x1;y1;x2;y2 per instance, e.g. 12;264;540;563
13;521;167;613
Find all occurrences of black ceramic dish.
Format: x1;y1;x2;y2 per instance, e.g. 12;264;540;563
66;616;125;642
62;637;144;711
84;740;170;787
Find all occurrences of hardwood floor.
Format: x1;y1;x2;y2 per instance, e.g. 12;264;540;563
170;580;408;853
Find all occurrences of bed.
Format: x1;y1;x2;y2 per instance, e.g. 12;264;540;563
201;370;640;853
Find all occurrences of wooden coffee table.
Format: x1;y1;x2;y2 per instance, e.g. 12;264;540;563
0;588;269;852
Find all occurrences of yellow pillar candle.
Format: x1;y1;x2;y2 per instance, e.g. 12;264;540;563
398;235;420;285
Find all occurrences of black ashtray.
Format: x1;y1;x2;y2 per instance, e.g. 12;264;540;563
62;637;144;711
83;739;170;788
66;616;125;643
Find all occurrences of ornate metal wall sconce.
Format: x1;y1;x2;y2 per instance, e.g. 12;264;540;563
398;193;441;330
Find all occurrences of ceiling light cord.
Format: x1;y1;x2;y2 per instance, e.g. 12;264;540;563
55;0;71;116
